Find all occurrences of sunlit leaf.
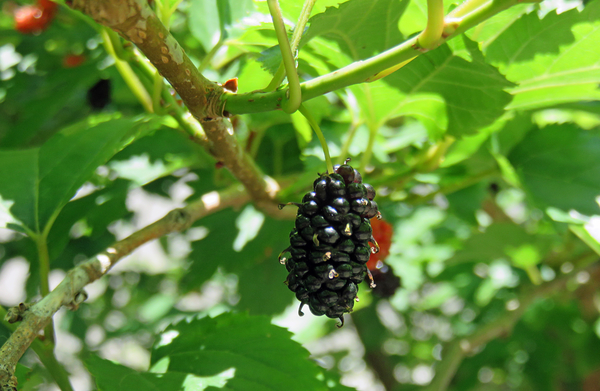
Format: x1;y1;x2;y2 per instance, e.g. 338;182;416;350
86;355;189;391
0;116;159;234
151;313;336;391
485;3;600;110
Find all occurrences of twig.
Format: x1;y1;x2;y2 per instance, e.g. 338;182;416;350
223;0;541;115
33;235;55;345
0;188;250;390
425;258;600;391
0;307;73;391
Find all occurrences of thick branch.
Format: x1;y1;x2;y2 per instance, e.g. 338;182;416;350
70;0;283;215
0;188;249;390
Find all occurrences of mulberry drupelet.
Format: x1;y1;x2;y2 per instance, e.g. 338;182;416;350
279;159;381;327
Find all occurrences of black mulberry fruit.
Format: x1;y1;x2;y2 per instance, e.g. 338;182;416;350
279;159;379;327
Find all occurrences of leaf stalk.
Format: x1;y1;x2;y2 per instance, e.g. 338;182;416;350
418;0;446;50
223;0;524;115
299;105;334;174
267;0;302;113
265;0;316;91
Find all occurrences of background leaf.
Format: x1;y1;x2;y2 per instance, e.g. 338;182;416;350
508;124;600;215
484;3;600;110
151;313;335;391
348;36;513;138
0;116;159;233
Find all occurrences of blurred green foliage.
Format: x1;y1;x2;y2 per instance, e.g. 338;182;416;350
1;0;600;390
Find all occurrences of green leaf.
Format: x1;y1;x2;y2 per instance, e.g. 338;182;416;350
188;0;256;52
0;116;159;234
508;124;600;215
297;2;512;137
183;209;292;306
301;0;406;63
377;36;513;138
256;0;346;23
446;183;487;225
14;363;43;391
236;255;291;315
291;111;313;147
46;179;130;261
151;312;330;391
86;355;189;391
570;225;600;257
452;223;550;264
345;36;512;138
484;3;600;110
0;63;102;148
441;113;512;167
466;3;531;49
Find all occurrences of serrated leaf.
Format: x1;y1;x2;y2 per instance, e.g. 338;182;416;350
255;0;346;23
0;63;101;148
484;3;600;110
151;313;329;391
0;116;159;234
301;0;406;65
237;255;291;315
47;179;130;261
86;355;189;391
466;3;531;49
508;124;600;215
182;209;291;295
355;36;513;137
259;0;408;76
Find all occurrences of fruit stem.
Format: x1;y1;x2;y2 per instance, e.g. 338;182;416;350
338;118;362;165
299;104;334;174
267;0;302;113
265;0;316;92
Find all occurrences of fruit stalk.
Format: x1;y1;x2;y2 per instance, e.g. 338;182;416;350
299;105;334;174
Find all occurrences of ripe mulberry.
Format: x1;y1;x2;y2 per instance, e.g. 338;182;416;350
279;159;381;327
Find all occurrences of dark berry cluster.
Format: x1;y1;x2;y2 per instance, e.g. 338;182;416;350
279;160;380;326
